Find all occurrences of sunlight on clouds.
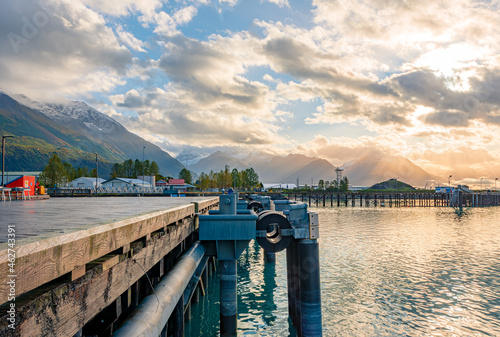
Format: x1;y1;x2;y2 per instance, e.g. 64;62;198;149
2;0;500;182
266;0;290;8
409;43;486;91
116;25;147;52
81;0;162;18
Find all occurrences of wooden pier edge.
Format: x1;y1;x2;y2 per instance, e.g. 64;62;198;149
0;198;219;336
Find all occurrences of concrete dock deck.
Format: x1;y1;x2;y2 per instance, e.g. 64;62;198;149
0;196;213;244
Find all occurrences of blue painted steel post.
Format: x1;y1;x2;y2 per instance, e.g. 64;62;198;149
220;260;238;336
286;239;301;333
219;193;238;336
298;239;322;337
265;252;276;263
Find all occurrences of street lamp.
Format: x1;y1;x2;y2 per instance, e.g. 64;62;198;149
95;152;98;197
142;146;146;187
496;178;498;191
480;177;483;191
448;175;452;187
2;135;14;187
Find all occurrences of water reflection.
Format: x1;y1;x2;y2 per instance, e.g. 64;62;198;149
186;207;500;336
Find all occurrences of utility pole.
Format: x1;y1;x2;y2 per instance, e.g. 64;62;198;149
2;135;14;187
95;152;98;197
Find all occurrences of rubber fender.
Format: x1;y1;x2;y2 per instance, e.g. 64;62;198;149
256;212;292;252
247;201;263;213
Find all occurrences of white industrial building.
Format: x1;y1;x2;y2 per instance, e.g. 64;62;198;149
68;177;106;188
102;178;151;188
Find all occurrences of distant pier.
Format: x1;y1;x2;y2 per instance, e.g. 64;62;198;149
290;192;500;208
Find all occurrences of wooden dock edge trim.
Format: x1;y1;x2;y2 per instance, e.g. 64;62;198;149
0;217;196;336
0;203;203;303
195;198;219;214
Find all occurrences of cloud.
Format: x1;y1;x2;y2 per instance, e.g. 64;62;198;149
140;5;198;36
116;25;147;52
80;0;162;18
158;34;274;116
110;86;285;147
266;0;290;8
0;0;133;99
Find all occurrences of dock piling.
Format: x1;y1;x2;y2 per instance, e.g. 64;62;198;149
220;260;238;336
298;239;322;337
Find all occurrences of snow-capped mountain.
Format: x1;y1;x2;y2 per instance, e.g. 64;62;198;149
1;93;184;177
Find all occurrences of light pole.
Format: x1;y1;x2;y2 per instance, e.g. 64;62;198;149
448;175;452;187
95;152;98;197
480;177;483;191
496;178;498;191
142;146;145;187
2;135;14;187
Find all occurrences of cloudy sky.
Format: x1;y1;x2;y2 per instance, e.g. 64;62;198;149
1;0;500;187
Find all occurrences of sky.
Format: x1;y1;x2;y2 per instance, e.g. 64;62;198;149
1;0;500;187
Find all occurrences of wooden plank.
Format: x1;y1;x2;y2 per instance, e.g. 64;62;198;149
71;265;86;281
86;255;120;273
0;204;200;303
0;215;196;337
196;198;219;213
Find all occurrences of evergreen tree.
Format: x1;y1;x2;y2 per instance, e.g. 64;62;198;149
40;153;66;187
134;159;143;178
143;160;151;175
179;168;193;184
63;162;77;182
123;159;134;177
340;176;349;192
318;179;325;189
242;168;259;189
149;161;160;178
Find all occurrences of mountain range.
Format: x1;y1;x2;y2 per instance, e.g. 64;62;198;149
181;150;440;187
1;92;439;187
0;92;184;177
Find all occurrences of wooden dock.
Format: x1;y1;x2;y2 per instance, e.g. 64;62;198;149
0;197;219;336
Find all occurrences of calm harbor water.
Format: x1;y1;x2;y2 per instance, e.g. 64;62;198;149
186;207;500;336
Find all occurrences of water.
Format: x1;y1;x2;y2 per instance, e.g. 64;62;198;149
185;207;500;336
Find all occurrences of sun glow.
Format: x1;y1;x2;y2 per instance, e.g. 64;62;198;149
413;43;484;91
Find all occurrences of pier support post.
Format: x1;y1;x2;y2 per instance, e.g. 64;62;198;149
220;260;238;336
286;240;301;331
265;252;276;263
298;239;322;337
172;294;184;337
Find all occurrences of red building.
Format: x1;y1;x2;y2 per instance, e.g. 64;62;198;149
168;179;185;185
6;176;36;195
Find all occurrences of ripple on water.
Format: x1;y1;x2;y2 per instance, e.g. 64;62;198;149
185;207;500;336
